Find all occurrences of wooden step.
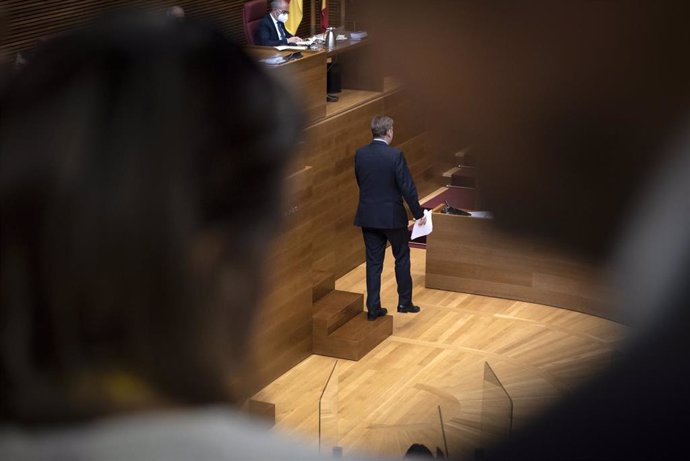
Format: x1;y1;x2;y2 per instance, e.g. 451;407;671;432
312;270;335;303
450;166;477;188
442;166;461;178
246;399;276;427
313;290;363;336
313;312;393;361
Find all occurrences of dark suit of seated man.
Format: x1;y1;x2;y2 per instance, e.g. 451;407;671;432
255;0;301;46
354;115;426;321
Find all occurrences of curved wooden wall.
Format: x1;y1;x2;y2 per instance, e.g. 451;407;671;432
426;213;619;322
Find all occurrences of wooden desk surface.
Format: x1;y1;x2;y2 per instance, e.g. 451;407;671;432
246;45;323;63
246;37;370;61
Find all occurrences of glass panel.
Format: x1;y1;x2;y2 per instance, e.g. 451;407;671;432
314;360;514;459
479;361;513;455
319;360;340;455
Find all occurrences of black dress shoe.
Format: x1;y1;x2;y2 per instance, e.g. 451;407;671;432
397;304;421;313
367;307;388;321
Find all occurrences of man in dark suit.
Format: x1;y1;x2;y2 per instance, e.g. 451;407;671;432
354;115;426;321
255;0;302;47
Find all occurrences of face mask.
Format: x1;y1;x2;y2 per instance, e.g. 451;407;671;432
278;13;288;23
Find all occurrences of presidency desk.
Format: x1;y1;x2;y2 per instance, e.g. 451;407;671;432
233;39;436;401
248;38;383;124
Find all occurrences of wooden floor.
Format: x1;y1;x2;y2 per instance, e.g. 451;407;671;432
252;248;629;459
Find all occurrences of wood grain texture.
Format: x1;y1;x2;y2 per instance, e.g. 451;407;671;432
247;399;276;427
232;166;314;399
312;290;363;336
312;290;393;361
336;40;384;92
254;49;328;125
252;248;629;459
312;269;335;302
313;312;393;361
426;213;618;322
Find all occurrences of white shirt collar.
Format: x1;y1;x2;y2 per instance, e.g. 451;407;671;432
373;138;389;145
270;13;283;39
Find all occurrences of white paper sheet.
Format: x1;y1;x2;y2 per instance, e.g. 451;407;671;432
411;209;433;240
259;56;286;65
294;39;314;46
274;45;307;51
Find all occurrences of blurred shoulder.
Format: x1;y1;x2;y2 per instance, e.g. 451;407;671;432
0;407;329;461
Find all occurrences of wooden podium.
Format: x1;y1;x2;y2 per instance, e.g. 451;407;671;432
426;212;617;321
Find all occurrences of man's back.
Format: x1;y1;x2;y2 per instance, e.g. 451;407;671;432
354;115;424;317
354;140;422;229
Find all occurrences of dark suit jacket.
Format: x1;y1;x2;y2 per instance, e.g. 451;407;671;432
254;14;292;46
354;140;424;229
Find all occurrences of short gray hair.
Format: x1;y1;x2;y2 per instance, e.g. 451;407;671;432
270;0;286;9
371;115;394;138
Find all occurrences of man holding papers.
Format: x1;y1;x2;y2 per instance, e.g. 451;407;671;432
255;0;302;46
354;116;426;321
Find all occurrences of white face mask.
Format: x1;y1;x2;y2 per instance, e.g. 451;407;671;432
277;12;288;23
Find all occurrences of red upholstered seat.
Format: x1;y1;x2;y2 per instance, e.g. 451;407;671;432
243;0;268;45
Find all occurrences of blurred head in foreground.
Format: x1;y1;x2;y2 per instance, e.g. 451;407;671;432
0;14;300;425
359;1;690;459
361;1;690;260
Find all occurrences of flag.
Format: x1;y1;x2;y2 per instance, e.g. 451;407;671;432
321;0;329;32
285;0;303;35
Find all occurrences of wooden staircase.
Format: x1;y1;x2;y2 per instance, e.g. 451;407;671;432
313;269;335;303
312;290;393;361
450;166;477;188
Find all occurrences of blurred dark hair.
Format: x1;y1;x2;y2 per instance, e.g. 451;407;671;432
0;13;300;425
404;443;434;458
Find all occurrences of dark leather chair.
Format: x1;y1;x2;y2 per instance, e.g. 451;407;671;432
243;0;268;45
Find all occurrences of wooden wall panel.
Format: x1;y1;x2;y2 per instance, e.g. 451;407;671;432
382;88;427;146
426;213;617;321
232;166;314;399
383;88;436;201
260;49;327;125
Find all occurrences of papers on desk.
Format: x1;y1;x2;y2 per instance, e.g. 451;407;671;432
411;209;433;240
259;56;286;65
468;211;493;219
294;39;314;46
274;45;307;51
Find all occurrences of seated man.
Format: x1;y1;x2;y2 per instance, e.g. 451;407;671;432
255;0;301;46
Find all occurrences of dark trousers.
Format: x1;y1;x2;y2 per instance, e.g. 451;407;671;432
361;227;413;312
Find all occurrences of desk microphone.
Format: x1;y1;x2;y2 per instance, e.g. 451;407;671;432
285;52;303;62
